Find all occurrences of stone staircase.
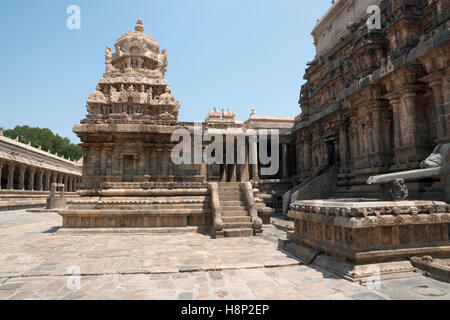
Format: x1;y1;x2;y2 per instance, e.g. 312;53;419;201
217;182;254;237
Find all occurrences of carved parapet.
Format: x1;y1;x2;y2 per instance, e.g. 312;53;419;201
240;182;263;232
286;199;450;265
209;182;224;236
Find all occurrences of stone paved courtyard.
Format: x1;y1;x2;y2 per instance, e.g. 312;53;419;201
0;209;449;300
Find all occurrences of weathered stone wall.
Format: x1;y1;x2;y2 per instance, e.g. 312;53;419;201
295;0;450;200
287;199;450;263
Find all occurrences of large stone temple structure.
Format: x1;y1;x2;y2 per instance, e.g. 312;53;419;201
280;0;450;281
59;20;295;237
292;0;450;200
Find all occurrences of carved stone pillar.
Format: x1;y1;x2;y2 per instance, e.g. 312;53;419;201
282;143;288;180
65;175;70;192
387;94;402;148
388;84;430;169
303;139;311;172
105;146;114;177
241;139;250;182
28;167;36;191
157;148;163;177
143;146;151;177
338;125;349;169
94;146;102;176
161;148;168;177
52;172;57;186
18;165;26;190
200;163;207;182
230;164;237;182
358;120;366;158
68;176;73;192
429;79;447;141
150;149;157;177
0;162;3;190
45;171;51;191
402;90;418;147
296;143;302;175
167;147;174;178
371;108;382;155
230;140;237;182
249;139;258;180
81;145;91;177
37;169;44;191
365;119;374;156
221;164;227;182
349;118;358;163
7;163;15;190
100;147;108;176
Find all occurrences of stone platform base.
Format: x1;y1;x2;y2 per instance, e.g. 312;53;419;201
279;237;418;282
57;226;210;235
0;190;78;211
411;256;450;283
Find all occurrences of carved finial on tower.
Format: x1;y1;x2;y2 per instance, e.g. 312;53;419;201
135;19;144;32
250;108;256;117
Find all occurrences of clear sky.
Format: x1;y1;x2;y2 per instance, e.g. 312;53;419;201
0;0;330;143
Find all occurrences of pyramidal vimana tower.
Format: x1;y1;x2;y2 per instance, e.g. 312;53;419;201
58;20;285;237
75;19;181;188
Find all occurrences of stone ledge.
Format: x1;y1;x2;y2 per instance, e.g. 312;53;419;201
288;211;450;228
56;226;204;234
59;209;212;217
411;257;450;283
289;200;450;217
286;231;450;264
279;238;418;282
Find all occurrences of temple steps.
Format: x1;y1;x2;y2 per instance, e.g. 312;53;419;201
221;211;249;217
222;216;252;223
220;200;246;206
221;205;247;212
223;228;253;237
219;195;245;201
223;222;253;229
217;183;254;237
217;182;241;187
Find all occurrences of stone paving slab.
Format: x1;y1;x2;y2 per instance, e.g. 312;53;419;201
0;209;449;300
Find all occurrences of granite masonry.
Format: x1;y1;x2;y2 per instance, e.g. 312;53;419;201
280;0;450;281
58;20;294;237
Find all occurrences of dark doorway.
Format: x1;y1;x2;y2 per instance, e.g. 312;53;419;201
326;140;336;166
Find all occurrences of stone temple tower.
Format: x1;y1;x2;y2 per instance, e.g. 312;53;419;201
62;20;268;236
74;19;187;190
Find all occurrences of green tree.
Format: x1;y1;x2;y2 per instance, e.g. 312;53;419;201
1;125;82;161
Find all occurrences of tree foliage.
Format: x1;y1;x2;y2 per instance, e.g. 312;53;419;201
0;125;82;161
